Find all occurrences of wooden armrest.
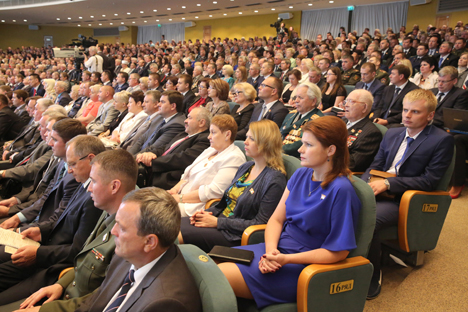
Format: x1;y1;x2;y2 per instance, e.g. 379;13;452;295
58;267;74;280
398;190;450;252
241;224;267;246
205;199;221;209
297;256;370;312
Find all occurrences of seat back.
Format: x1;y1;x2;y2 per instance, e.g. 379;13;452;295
282;154;302;180
179;244;238;312
436;146;456;191
227;101;237;111
348;175;377;258
344;85;355;95
234;140;253;161
373;122;388;137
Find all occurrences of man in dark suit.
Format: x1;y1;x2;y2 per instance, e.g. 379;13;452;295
141;107;211;189
0;150;139;311
11;90;31;124
177;74;197;115
73;187;201;312
355;63;386;113
114;72;129;93
430;66;468;128
402;37;417;58
344;90;383;172
281;84;323;158
436;41;459;69
28;74;45;97
427;35;440;57
380;39;392;65
0;135;105;305
409;43;429;75
12;74;25;91
130;91;185;157
205;63;219;79
246;64;262;95
362;89;454;299
237;76;289;140
0;95;26;145
374;65;419;128
53;81;72;107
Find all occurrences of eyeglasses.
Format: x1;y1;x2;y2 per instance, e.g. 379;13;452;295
260;83;275;90
343;99;365;106
232;91;244;95
438;78;455;84
67;154;89;169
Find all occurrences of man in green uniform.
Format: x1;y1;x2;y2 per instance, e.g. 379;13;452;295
281;84;324;158
341;55;361;85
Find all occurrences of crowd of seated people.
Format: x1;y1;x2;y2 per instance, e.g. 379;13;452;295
0;20;465;310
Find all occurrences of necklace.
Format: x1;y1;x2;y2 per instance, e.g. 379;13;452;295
308;179;321;196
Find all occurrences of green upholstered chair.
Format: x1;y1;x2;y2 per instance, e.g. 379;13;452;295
240;175;376;312
179;244;238;312
234;140;253;161
379;148;456;266
282;154;302;180
373;123;388;136
344;85;356;95
227;101;237;111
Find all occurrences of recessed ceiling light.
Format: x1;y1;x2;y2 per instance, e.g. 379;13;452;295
24;19;27;22
197;3;201;6
239;12;242;14
182;17;185;20
99;23;102;25
209;15;212;17
254;10;258;13
90;16;93;18
13;20;16;22
132;21;135;23
308;3;313;6
88;24;91;26
1;20;5;22
224;13;227;15
195;16;199;18
114;13;118;16
78;24;81;27
167;8;171;10
140;11;144;13
156;19;159;21
153;9;157;12
57;18;60;20
289;6;293;8
182;6;186;8
79;17;83;19
144;20;147;22
329;0;334;2
213;1;217;3
271;8;275;10
169;18;172;21
127;12;131;15
102;14;106;17
121;22;124;24
68;17;71;20
110;22;113;25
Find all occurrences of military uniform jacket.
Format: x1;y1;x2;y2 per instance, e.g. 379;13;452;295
376;69;390;85
342;68;361;85
39;212;117;312
281;108;323;158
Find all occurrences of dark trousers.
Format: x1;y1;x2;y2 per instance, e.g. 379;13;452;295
452;134;468;186
368;199;400;282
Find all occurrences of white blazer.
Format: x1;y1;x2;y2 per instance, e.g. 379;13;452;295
179;143;246;216
410;72;439;90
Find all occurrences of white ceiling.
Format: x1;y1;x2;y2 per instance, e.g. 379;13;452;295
0;0;397;28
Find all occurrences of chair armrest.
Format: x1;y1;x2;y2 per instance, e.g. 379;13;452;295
398;190;452;252
59;267;74;280
297;257;372;312
241;224;267;246
205;199;221;209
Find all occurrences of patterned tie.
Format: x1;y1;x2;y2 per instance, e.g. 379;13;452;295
257;104;267;121
104;270;135;312
141;120;166;150
394;137;415;175
463;80;467;90
33;88;36;96
437;92;445;104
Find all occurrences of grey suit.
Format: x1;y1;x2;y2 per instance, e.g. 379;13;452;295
86;100;119;136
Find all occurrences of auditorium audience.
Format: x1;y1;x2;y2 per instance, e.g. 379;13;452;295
321;67;347;112
281;68;301;105
76;84;102;126
179;119;287;252
230;82;256;131
205;78;231;116
410;56;439;89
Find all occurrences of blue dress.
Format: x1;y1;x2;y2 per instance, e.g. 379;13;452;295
235;167;361;308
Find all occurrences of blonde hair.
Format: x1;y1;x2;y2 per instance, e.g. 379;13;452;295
249;120;286;175
222;65;234;77
403;89;437;113
399;59;413;77
113;91;130;104
301;58;314;71
233;82;256;102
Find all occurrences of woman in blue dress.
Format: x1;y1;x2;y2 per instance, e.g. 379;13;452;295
219;116;362;309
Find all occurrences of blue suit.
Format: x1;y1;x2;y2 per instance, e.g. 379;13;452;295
355;79;385;113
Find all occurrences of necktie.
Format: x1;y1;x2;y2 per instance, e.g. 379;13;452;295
437;92;445;104
364;84;368;90
383;88;401;119
393;87;401;100
142;120;166;150
394;137;415;175
438;57;444;68
104;270;135;312
292;112;301;124
162;136;189;156
33;88;36;96
257;104;267;121
464;80;467;90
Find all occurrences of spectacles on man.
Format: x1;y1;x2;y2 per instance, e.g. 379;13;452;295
343;99;365;106
438;78;455;84
260;83;275;90
67;154;89;169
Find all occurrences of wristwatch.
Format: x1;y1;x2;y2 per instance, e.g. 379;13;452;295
384;179;390;190
179;194;184;203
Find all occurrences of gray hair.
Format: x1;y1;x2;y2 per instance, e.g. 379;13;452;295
56;81;68;91
349;89;373;115
297;83;322;105
114;91;130;103
439;65;458;80
123;187;180;248
192;107;211;129
66;135;106;157
44;104;67;116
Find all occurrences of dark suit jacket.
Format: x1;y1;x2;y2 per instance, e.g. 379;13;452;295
231;103;255;131
436;53;459;69
128;113;185;155
237;100;289;140
13;82;24;91
361;125;454;195
75;246;202;312
375;81;419;125
13;104;31;124
381;49;392;65
183;90;197;115
0;106;26;143
149;130;210;189
355;80;386;112
430;87;468;128
346;118;383;172
5;121;39;155
28;84;45;97
403;47;417;58
55;92;73;107
114;83;129;93
246;76;261;94
409;55;426;75
206;73;219;80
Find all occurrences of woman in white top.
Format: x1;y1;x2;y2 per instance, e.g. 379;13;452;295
410;56;439;90
100;91;147;146
169;114;246;217
42;79;57;102
64;85;80;113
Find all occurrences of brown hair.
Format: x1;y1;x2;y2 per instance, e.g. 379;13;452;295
209;78;230;101
303;116;351;188
211;114;238;143
321;66;344;96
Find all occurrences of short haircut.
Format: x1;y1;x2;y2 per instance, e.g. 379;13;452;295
122;187;180;248
209;78;230;101
0;94;8;106
149;73;160;82
114;91;130;104
297;83;322;105
438;65;458;80
43;109;67;121
288;68;302;81
13;89;28;101
90;85;101;94
211;114;238;143
268;76;284;96
30;74;40;82
392;64;411;80
118;72;129;82
222;65;234;77
36;98;54;111
129;90;145;104
162;90;184;113
146;90;162;103
90;149;138;192
66;134;106;157
404;89;437;113
233;82;257;102
0;85;11;92
349;89;373;115
92;72;101;80
178;74;192;87
44;104;67;116
191;106;211;128
360;62;376;73
52;119;87;142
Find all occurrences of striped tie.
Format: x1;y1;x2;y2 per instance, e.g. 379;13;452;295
104;270;135;312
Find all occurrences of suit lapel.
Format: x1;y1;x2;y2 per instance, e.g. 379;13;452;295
399;126;430;168
386;130;406;171
436;87;455;109
54;183;86;227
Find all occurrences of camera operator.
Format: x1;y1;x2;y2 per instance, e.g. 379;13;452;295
271;18;287;37
84;46;103;73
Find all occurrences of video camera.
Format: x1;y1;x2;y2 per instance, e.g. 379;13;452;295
270;17;283;29
69;34;99;49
